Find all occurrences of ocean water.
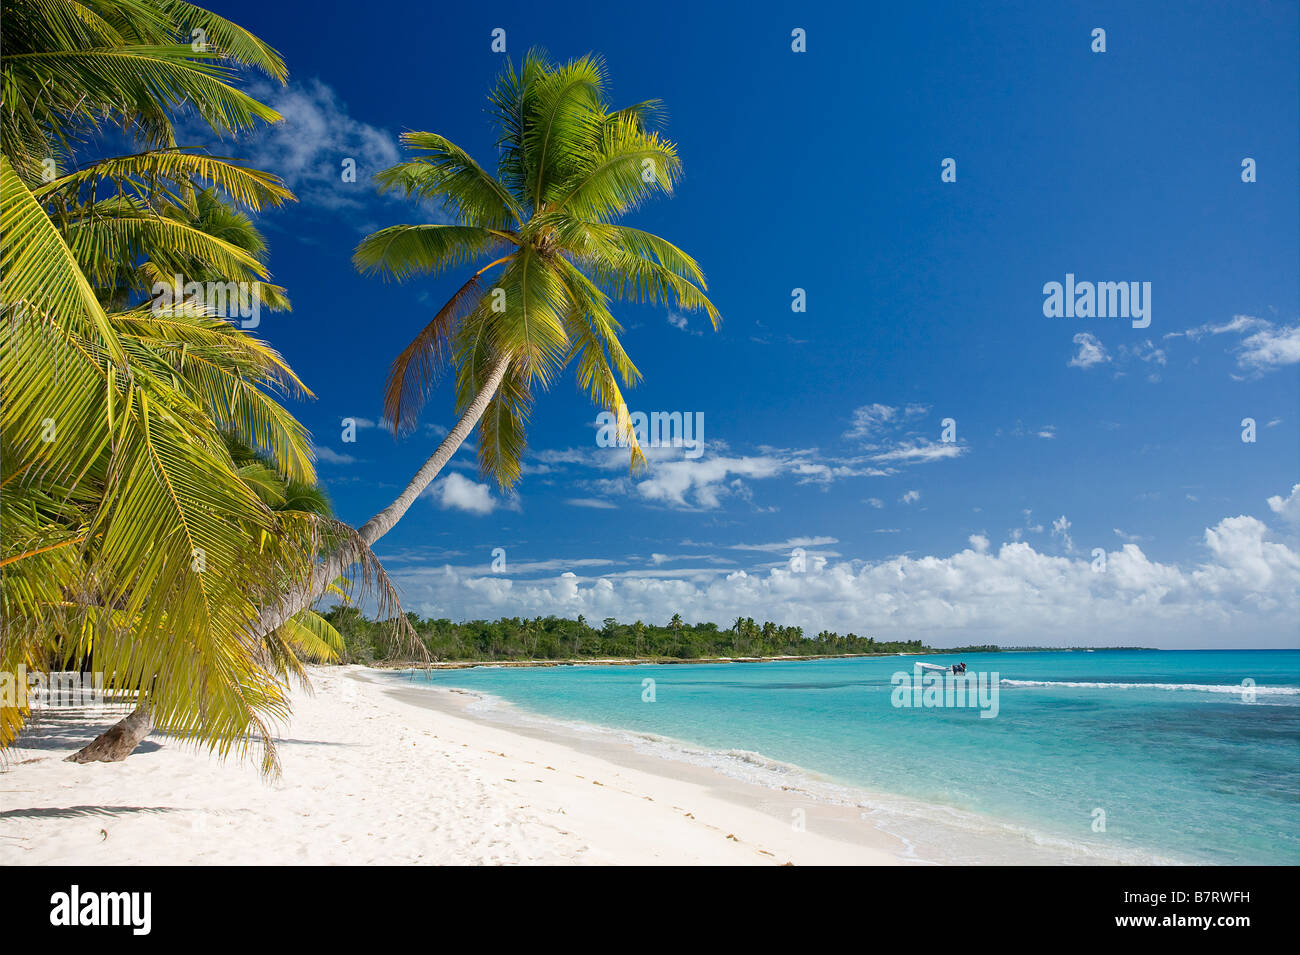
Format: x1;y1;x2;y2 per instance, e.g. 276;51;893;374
388;650;1300;865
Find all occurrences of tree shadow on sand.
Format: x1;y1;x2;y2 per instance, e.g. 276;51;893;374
0;805;186;819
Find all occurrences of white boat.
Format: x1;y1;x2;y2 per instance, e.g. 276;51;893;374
915;661;968;674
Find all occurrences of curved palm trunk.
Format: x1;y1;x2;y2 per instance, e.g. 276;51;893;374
254;350;512;636
76;353;512;760
68;703;152;763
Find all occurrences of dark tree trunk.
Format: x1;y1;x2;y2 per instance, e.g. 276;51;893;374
67;703;153;763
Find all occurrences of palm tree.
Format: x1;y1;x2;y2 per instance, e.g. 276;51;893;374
251;51;719;639
1;1;407;772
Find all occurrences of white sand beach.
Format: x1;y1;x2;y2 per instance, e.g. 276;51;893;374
0;666;903;866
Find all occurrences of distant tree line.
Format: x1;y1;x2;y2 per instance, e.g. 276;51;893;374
321;608;943;663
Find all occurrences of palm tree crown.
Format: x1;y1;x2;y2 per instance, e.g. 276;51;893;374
354;51;720;489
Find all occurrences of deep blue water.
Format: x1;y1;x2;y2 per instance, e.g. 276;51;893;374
390;650;1300;864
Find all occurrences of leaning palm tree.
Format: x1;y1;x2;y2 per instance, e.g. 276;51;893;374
253;51;720;637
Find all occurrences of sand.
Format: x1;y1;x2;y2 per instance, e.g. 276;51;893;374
0;666;903;866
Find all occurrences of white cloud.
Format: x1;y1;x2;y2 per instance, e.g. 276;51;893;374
845;403;902;441
531;414;964;512
244;79;402;214
900;490;920;504
1268;484;1300;525
1168;314;1300;376
844;403;929;441
384;496;1300;648
843;404;965;471
567;497;618;509
1173;315;1271;340
631;454;785;509
1237;324;1300;373
1119;339;1167;365
1051;514;1074;552
1068;332;1109;368
315;446;356;464
730;536;839;553
427;473;502;515
869;440;963;465
666;312;701;335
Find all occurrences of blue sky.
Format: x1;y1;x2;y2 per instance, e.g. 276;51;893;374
205;0;1298;646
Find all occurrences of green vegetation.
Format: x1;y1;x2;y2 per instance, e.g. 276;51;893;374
321;616;1149;664
325;609;931;663
0;1;404;771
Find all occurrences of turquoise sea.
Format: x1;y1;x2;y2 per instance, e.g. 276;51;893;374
389;650;1300;865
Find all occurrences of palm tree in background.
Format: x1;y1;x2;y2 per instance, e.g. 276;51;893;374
253;51;720;638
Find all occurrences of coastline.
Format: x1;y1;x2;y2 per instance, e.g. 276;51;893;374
3;662;1205;866
369;646;1160;670
1;665;902;866
380;668;1184;867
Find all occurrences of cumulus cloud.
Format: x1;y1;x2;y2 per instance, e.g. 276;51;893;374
426;473;504;515
1068;332;1109;368
1268;484;1300;525
1237;324;1300;373
384;492;1300;648
628;454;786;509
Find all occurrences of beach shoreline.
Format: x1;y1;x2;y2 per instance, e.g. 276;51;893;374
0;665;905;866
378;667;1191;867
